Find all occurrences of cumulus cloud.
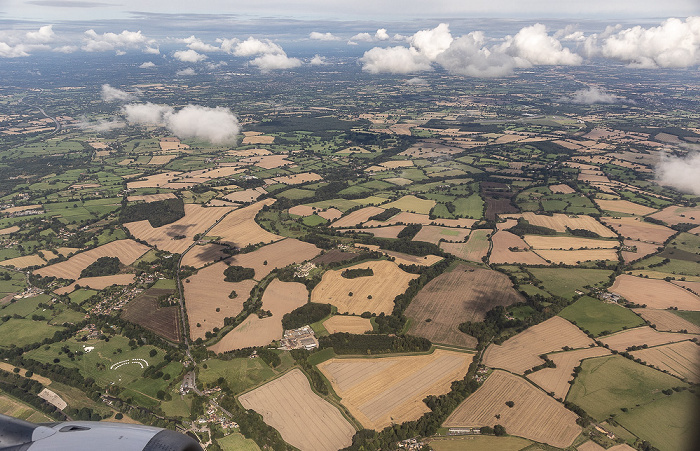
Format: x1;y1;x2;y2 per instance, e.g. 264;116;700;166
309;54;327;65
596;16;700;68
222;37;284;56
176;67;196;76
101;84;137;102
139;61;156;68
82;29;152;52
143;46;160;55
77;117;126;132
122;103;240;144
25;25;55;44
349;28;393;44
564;87;628;104
53;45;78;54
405;77;428;85
250;53;302;72
656;152;700;195
182;35;219;53
0;25;56;57
500;24;582;66
173;49;207;62
360;46;431;74
436;32;517;77
310;32;340;41
410;23;453;60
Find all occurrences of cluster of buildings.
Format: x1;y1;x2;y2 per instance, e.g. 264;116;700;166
396;437;426;450
293;262;316;278
280;325;318;350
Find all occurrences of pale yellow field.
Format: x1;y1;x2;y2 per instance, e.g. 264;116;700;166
364;212;475;229
181;243;230;268
269;172;322;185
318;208;343;221
630;340;700;383
348;225;404;239
147;155;176;165
125;204;233;254
384;250;443;266
594;198;657;216
126;171;184;189
126;193;177;202
227;238;320;280
610;275;700;310
632;309;700;334
210;279;308;353
524;235;619;250
440;229;491;262
412;225;470;245
222;187;267;203
2;204;42;214
240;154;293;169
332;206;386;228
0;226;20;235
35;240;150;280
0;254;46;269
208;199;281;248
184;261;255;339
489;231;549;265
239;369;355;451
289;205;316;217
311;260;418;315
318;349;473;430
483;316;595;374
527;347;611;400
443;370;581;448
382;195;436;215
323;315;372;334
241;135;275;145
598;326;695;352
649;205;700;226
226;148;271;157
502;212;617;237
601;216;675;244
621;239;660;263
536;249;619;264
550;184;575;194
54;274;136;295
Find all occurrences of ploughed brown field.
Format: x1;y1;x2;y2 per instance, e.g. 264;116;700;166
483;316;595;374
443;370;582;448
406;266;524;348
121;287;181;342
318;349;473;430
239;369;355;451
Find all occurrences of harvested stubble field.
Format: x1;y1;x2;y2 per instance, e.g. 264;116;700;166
502;212;617;237
239;369;355;451
483;316;595;374
35;240;150;280
406;266;524;348
632;309;700;334
527;347;611;399
126;193;177;202
181;243;229;268
489;231;549;265
269;172;322;185
364;212;476;229
0;226;20;235
54;274;136;295
223;187;267;204
241;154;293;169
384;250;443;266
318;349;473;430
440;229;490;262
227;238;320;280
125;204;232;254
348;225;405;239
622;239;660;263
594;198;657;216
412;225;471;245
536;249;619;264
311;260;418;315
610;275;700;310
184;262;256;339
210;279;308;353
649;205;700;226
381;195;435;215
126;171;184;189
0;254;47;269
207;199;280;248
121;287;181;342
147;155;176;165
523;235;619;250
630;340;700;383
549;184;575;194
331;206;386;228
598;326;695;352
443;370;581;448
322;315;372;334
601;216;675;244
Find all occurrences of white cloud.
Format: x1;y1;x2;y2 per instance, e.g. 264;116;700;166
656;152;700;195
597;16;700;68
564;86;627;104
309;54;327;65
405;77;428;85
139;61;156;68
360;46;431;74
0;42;30;58
349;28;393;44
309;32;340;41
122;103;240;144
52;45;77;54
250;53;302;72
226;37;284;56
410;23;453;60
101;84;137;102
176;67;196;76
25;25;55;43
206;61;228;69
0;25;55;57
143;46;160;55
77;118;126;132
182;35;219;53
82;29;152;52
436;32;517;77
173;49;207;62
500;24;582;66
375;28;390;41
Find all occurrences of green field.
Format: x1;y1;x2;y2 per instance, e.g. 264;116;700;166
673;310;700;327
429;435;531;451
382;195;435;214
0;271;27;295
615;390;698;451
68;289;98;304
217;433;261;451
0;294;51;317
302;214;328;226
152;278;176;290
567;355;682;421
527;267;613;299
197;357;275;394
453;193;484;219
0;391;53;422
558;296;645;336
0;319;64;347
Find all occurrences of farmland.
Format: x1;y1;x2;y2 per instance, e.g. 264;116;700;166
443;370;581;448
490;231;549;265
630;340;700;383
526;347;611;399
598;326;694;352
440;229;490;262
558;296;645;336
632;308;700;334
121;287;181;342
207;199;281;248
318;349;473;430
610;275;700;310
311;260;418;315
239;369;356;451
226;238;320;280
322;315;372;334
406;266;524;348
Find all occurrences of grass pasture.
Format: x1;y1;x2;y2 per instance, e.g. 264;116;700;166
558;296;645;336
429;436;531;451
0;319;64;347
527;268;612;300
198;357;275;394
217;433;261;451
